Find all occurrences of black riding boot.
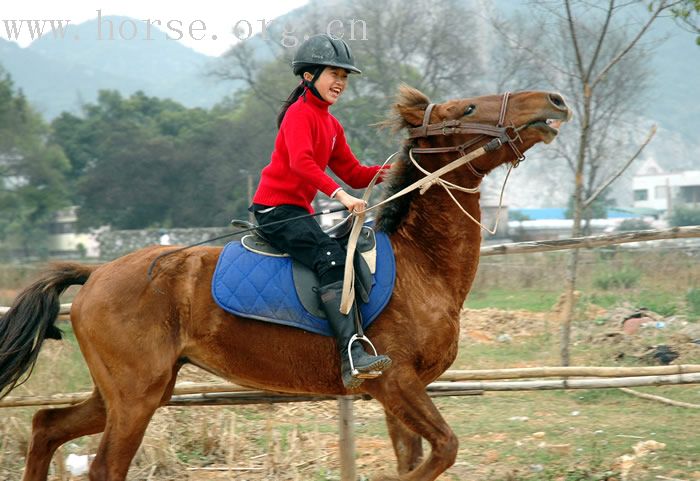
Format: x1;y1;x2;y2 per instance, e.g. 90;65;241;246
318;281;392;389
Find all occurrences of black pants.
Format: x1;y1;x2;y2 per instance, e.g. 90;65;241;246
253;205;346;284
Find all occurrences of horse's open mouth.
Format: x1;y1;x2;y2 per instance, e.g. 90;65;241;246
526;118;565;143
528;118;563;133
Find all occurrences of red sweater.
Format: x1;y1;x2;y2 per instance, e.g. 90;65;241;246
252;89;385;213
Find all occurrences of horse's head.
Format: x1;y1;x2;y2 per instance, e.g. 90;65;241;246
389;85;572;175
376;86;572;234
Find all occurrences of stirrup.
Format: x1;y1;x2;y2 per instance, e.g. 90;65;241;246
347;334;384;380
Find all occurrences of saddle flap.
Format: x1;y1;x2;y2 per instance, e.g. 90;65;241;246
211;229;396;337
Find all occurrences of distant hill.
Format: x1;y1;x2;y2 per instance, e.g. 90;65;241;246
1;6;695;147
0;17;240;119
0;1;696;201
645;15;700;147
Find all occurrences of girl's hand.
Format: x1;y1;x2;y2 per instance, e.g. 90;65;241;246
335;190;367;214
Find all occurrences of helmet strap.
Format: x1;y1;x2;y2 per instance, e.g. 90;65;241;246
301;65;326;102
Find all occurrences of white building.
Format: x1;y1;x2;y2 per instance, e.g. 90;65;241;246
632;158;700;216
48;206;101;257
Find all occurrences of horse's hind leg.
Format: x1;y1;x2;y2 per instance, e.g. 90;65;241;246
385;411;423;474
23;391;106;481
87;362;180;481
367;375;458;481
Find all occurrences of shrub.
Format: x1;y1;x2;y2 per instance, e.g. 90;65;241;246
669;206;700;227
616;218;652;231
593;267;640;290
636;290;678;317
687;287;700;319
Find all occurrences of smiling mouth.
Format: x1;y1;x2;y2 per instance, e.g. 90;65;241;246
330;87;342;96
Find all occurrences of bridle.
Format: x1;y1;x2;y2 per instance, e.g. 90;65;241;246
358;91;532;222
339;93;530;313
407;92;526;172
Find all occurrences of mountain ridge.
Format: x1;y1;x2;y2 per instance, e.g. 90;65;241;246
0;16;239;118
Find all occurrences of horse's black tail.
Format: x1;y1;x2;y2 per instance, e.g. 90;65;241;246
0;262;95;399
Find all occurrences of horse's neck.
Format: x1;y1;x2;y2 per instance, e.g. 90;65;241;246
391;190;482;306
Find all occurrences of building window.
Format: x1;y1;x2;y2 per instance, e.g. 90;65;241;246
654;185;668;199
681;185;700;204
634;189;648;201
49;222;77;234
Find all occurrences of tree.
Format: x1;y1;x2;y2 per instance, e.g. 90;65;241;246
658;0;700;43
0;68;70;259
51;88;279;229
491;0;692;364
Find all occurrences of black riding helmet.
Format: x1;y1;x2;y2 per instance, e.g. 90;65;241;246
292;34;362;76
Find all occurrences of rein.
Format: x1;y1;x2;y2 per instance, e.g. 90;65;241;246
361;92;526;226
146;206;347;281
339;92;526;312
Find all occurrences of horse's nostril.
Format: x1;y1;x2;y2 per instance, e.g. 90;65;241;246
549;93;565;109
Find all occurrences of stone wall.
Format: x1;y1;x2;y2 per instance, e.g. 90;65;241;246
96;227;236;260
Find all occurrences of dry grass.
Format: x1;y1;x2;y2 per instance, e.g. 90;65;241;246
1;249;699;480
1;305;699;481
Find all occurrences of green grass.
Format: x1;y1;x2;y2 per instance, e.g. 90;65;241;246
686;287;700;320
454;334;558;369
465;288;560;311
2;249;699;480
3;312;699;481
467;286;690;321
592;265;641;290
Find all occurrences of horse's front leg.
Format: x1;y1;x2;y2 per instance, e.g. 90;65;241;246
365;374;458;481
385;410;424;474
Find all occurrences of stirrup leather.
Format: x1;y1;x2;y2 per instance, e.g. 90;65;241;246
346;334;384;380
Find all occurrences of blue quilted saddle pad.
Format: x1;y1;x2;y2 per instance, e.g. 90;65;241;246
211;230;395;336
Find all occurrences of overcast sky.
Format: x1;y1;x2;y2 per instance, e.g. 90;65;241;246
1;0;309;56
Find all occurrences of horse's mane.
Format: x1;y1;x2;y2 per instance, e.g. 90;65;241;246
375;86;430;234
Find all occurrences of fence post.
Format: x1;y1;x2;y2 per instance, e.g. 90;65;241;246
338;395;356;481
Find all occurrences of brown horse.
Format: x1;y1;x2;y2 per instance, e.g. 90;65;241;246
0;86;571;481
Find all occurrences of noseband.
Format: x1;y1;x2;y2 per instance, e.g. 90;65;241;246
406;92;526;172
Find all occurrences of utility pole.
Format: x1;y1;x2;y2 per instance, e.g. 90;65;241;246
247;172;254;224
240;169;255;224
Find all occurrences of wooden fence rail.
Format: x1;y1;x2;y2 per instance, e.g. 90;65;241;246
3;365;699;409
480;225;700;256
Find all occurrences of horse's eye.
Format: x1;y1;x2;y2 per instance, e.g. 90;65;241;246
463;104;476;116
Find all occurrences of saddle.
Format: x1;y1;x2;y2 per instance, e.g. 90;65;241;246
211;221;396;337
234;218;376;315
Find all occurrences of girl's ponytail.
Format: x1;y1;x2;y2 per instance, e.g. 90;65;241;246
276;82;306;128
277;65;325;128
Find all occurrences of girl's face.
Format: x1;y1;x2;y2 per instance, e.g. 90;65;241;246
305;67;349;104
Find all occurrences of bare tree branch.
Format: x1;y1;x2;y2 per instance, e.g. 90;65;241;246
582;124;657;208
585;0;616;81
591;1;671;89
565;0;587;80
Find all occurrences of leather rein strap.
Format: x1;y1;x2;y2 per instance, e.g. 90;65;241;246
407;92;526;168
339;93;526;313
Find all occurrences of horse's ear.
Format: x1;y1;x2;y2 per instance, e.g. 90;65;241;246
396;104;425;127
374;85;430;132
